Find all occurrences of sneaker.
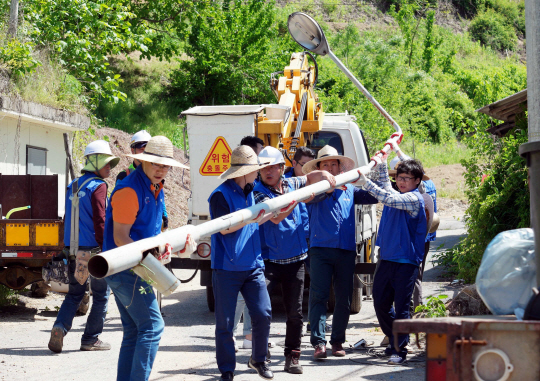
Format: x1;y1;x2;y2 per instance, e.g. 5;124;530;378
384;345;392;357
388;353;407;365
380;336;390;346
248;356;274;380
313;343;327;359
48;327;64;353
268;341;276;348
80;339;111;351
284;350;303;374
242;338;252;349
220;371;234;380
331;343;346;357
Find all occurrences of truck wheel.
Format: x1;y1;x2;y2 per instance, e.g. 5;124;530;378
350;275;362;315
206;286;215;312
327;282;335;313
30;281;50;298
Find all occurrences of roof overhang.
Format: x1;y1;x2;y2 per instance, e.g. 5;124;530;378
476;89;527;137
0;96;90;132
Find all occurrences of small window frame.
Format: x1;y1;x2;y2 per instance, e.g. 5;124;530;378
26;145;48;175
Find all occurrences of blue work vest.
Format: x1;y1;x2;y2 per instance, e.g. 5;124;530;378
64;172;105;248
208;179;264;271
309;184;356;252
254;180;308;261
376;189;427;266
283;170;310;237
423;180;437;242
103;165;164;252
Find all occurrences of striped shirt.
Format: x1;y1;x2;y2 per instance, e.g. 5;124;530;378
363;163;422;218
253;176;308;265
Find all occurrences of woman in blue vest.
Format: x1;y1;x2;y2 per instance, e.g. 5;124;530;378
209;145;281;381
362;148;428;365
49;140;119;354
103;136;189;381
301;145;378;360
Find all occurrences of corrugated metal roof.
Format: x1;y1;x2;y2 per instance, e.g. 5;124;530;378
476;89;527;137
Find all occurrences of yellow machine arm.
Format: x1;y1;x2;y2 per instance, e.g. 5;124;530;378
257;52;324;164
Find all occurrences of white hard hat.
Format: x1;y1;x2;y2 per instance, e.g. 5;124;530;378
84;140;113;157
258;146;285;165
131;130;152;146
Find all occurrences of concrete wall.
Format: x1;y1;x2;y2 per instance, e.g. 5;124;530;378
0;119;69;217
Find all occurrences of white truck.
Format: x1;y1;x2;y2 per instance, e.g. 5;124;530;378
172;105;377;314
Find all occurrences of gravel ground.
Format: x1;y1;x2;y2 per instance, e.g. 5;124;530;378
0;214;466;381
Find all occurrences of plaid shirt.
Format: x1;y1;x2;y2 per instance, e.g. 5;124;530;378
253;176;308;264
363;163;422;218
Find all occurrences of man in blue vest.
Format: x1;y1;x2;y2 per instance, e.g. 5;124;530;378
301;145;378;360
361;145;428;365
209;145;288;381
103;136;189;381
48;140;119;354
254;146;334;374
387;148;438;312
115;130;169;231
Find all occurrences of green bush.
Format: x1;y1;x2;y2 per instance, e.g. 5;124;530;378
469;9;517;51
0;285;18;307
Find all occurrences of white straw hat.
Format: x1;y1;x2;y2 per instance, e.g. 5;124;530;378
219;146;275;180
302;145;355;174
126;136;189;169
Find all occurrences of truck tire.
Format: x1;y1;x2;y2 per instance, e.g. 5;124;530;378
327;282;335;313
30;281;50;298
350;275;362;314
206;286;215;312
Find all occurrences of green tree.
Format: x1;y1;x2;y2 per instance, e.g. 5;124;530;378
169;0;296;108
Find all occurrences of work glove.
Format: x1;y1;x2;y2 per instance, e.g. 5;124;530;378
250;209;267;223
161;215;169;232
157;243;173;264
273;200;298;218
179;234;197;255
371;150;388;167
384;138;401;154
390;132;404;145
351;170;368;187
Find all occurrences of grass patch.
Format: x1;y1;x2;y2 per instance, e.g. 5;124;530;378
0;285;18;307
95;54;187;150
390;139;471;169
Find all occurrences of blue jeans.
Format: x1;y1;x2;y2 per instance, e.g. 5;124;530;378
308;247;356;347
233;293;252;337
53;253;110;345
213;267;271;374
373;260;419;354
106;270;165;381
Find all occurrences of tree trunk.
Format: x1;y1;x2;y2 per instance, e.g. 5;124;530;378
7;0;19;38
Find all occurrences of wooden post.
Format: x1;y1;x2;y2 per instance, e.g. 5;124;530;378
7;0;19;38
63;133;75;181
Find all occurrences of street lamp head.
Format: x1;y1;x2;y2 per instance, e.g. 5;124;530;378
287;12;330;56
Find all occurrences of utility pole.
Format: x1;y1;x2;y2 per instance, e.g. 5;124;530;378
7;0;19;38
519;0;540;287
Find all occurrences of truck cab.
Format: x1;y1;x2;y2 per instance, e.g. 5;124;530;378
175;105;377;312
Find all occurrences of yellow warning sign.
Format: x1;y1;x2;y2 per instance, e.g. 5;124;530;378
199;137;233;176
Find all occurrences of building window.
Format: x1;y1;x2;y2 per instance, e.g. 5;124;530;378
26;146;48;175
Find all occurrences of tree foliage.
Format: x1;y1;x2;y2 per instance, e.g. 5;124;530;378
168;0;297;108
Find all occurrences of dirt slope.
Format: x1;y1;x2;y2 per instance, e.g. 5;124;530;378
92;127;191;229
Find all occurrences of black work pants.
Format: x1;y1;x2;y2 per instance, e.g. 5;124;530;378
265;260;305;355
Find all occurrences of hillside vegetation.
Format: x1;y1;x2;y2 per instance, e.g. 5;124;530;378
0;0;529;281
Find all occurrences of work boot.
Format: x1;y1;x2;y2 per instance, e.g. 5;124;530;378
48;326;64;353
220;371;234;380
248;356;274;380
313;343;327;359
331;343;346;357
284;350;303;374
80;339;111;351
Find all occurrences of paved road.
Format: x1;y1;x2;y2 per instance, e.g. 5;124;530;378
0;215;466;381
